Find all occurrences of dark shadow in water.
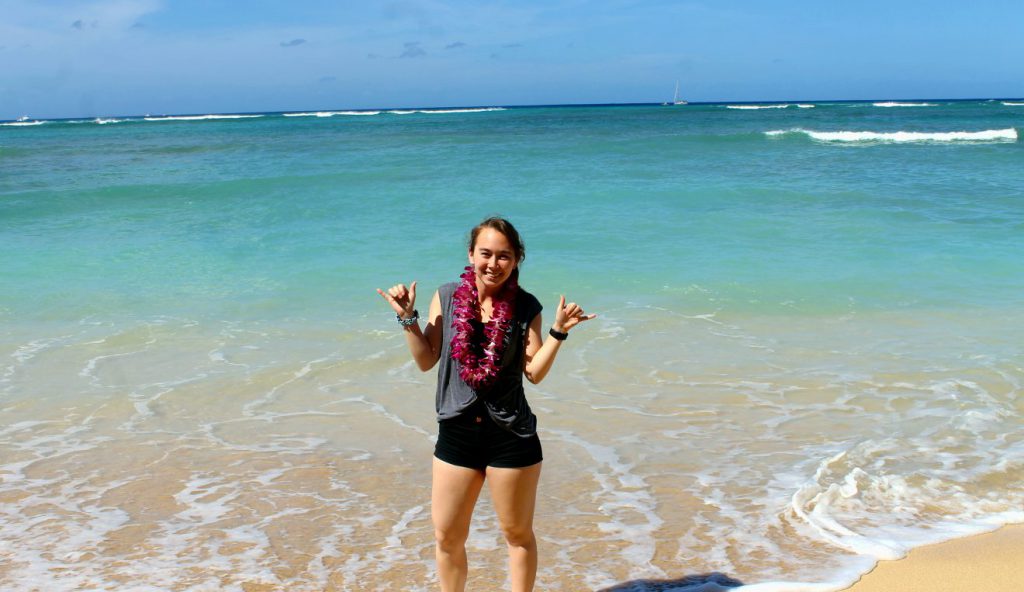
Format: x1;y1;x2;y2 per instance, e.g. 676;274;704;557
598;572;744;592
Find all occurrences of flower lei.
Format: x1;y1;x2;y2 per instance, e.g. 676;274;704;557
450;265;517;390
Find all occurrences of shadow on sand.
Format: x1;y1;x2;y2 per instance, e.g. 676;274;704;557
598;572;744;592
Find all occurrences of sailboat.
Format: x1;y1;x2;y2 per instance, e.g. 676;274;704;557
671;81;687;106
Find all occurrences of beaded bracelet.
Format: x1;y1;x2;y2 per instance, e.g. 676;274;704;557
397;310;419;327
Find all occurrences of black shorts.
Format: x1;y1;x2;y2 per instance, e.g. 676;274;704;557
434;401;543;470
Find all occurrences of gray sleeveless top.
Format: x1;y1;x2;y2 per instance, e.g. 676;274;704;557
434;281;543;437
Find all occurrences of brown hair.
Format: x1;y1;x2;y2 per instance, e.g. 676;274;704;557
468;216;526;267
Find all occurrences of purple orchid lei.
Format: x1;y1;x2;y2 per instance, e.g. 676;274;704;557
451;265;517;390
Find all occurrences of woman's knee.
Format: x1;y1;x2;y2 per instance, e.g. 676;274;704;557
434;524;470;552
500;523;536;548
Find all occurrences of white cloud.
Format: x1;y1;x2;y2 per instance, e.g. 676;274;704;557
3;0;163;34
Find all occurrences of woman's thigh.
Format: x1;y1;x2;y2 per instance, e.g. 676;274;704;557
486;462;542;537
432;457;486;538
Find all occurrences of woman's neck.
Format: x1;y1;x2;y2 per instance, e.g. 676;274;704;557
476;280;502;301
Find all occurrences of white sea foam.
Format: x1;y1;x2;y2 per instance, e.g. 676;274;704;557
796;104;816;109
789;411;1024;561
2;120;46;126
241;354;334;415
733;582;841;591
1002;101;1024;106
339;395;433;438
143;114;264;121
3;301;1021;590
285;110;381;117
287;111;330;117
418;107;506;114
285;108;500;117
765;128;1018;143
547;429;665;577
727;104;791;110
93;118;123;124
11;336;68;364
872;101;937;107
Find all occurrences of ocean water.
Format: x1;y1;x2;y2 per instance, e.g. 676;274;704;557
2;101;1022;591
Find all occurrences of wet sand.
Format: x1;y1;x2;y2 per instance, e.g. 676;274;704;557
843;524;1024;592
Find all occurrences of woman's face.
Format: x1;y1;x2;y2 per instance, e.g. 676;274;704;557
468;228;518;290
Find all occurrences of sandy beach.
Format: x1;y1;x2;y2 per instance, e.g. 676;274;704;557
4;101;1023;590
843;524;1024;592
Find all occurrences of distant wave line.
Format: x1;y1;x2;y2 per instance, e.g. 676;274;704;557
872;102;938;107
765;128;1018;143
143;114;265;122
283;111;381;117
3;107;509;128
386;107;507;114
282;107;506;117
727;104;791;110
417;107;506;114
724;104;815;110
1002;101;1024;106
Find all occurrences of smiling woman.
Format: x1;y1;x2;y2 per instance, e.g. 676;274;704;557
376;216;596;592
2;98;1023;591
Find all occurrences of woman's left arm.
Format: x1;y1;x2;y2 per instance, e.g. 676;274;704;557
523;295;596;384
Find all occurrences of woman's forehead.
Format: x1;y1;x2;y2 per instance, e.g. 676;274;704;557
473;228;513;251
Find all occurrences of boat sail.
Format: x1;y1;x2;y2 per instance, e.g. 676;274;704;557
671;81;687;105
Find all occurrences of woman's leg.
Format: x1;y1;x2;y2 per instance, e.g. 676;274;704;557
432;457;486;592
486;462;542;592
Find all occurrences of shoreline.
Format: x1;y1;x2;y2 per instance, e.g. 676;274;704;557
842;524;1024;592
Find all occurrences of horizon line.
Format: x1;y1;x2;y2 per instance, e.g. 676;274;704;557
5;96;1024;123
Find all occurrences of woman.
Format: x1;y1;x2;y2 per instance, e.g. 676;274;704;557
377;216;595;592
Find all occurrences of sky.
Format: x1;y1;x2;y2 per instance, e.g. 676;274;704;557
2;0;1022;119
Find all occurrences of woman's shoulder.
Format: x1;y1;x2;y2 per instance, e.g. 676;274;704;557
438;281;459;301
516;287;542;318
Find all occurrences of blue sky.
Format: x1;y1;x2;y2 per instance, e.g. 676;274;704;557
2;0;1021;119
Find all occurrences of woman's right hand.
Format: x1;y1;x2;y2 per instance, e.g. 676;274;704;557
377;281;417;318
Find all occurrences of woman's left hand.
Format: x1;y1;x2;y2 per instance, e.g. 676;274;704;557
552;295;597;333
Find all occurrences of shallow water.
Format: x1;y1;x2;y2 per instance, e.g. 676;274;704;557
2;101;1023;590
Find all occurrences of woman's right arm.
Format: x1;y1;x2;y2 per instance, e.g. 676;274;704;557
377;283;443;371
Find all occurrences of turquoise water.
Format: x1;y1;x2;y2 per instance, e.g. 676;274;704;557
4;102;1022;323
2;102;1023;591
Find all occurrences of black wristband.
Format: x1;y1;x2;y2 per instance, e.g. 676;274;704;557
549;327;568;341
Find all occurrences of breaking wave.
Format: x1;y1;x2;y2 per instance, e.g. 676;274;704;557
765;128;1018;143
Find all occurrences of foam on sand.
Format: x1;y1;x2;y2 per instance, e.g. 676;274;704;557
843;525;1024;592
